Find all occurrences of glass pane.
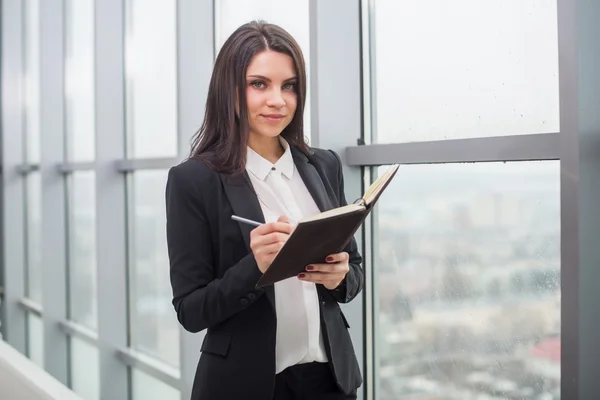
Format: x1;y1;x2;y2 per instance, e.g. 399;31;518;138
129;170;179;366
26;171;42;303
372;0;559;143
68;172;97;329
375;161;560;399
70;337;100;400
215;0;312;143
27;313;44;368
132;369;180;400
23;0;41;163
125;0;178;158
65;0;96;162
0;297;3;339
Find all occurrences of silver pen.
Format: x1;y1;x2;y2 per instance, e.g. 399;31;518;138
231;215;262;227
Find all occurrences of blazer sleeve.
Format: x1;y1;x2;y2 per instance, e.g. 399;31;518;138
166;164;264;333
327;150;365;303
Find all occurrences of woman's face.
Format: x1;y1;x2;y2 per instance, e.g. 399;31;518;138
244;50;298;141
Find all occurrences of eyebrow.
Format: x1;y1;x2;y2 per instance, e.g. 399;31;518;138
247;75;297;82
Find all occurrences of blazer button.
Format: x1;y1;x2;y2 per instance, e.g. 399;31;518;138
240;298;249;306
248;293;256;301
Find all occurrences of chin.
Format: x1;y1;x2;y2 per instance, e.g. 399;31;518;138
255;129;284;139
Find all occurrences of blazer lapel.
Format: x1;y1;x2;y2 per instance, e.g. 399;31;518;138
219;171;264;251
292;148;335;212
220;171;275;309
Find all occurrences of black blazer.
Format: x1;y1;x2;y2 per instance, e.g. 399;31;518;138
165;146;364;400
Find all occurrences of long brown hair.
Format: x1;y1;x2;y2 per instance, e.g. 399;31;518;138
189;21;311;174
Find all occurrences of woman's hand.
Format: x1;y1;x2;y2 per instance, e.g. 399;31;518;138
298;252;350;290
250;215;294;273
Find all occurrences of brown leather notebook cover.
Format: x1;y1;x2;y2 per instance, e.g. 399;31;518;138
255;164;399;288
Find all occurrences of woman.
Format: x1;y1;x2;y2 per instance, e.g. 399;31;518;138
166;20;363;400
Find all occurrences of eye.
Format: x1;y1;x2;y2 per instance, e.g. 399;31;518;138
250;81;266;89
283;82;296;90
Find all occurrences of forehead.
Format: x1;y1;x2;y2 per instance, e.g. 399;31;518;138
246;50;296;79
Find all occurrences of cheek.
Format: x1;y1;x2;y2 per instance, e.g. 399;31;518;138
245;90;262;115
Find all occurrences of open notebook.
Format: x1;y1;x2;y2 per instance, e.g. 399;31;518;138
256;164;399;288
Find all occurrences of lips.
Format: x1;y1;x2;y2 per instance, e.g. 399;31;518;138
261;114;285;122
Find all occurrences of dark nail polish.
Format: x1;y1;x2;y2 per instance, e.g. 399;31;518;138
298;273;305;278
326;256;334;262
306;265;314;271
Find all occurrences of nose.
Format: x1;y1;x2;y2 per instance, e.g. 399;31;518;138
266;88;285;107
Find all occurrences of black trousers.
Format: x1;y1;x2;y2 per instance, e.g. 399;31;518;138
273;362;357;400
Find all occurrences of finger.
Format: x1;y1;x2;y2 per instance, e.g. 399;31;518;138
253;221;294;235
305;263;336;273
277;215;297;233
298;272;341;284
306;263;348;273
325;252;349;263
253;232;289;247
255;241;285;256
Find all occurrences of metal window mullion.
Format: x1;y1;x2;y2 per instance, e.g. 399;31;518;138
177;1;215;398
557;0;600;398
39;0;69;384
345;132;560;166
308;0;320;148
56;162;96;173
362;0;377;146
115;157;180;172
117;348;181;390
310;1;366;399
95;0;129;399
1;0;27;353
360;1;376;397
362;168;375;400
18;297;43;317
58;319;99;346
17;164;40;174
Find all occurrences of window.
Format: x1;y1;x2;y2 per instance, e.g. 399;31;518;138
132;369;180;400
27;313;44;368
70;337;100;400
23;0;43;304
124;0;178;159
65;0;96;162
0;297;3;337
373;161;560;399
67;172;97;329
128;170;179;366
25;171;42;303
371;0;559;143
215;0;312;143
23;0;41;163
